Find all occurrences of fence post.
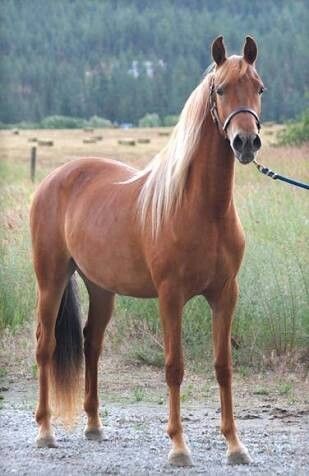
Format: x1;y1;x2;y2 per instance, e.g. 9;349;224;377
31;146;36;182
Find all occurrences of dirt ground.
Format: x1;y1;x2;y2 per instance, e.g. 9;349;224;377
0;325;308;475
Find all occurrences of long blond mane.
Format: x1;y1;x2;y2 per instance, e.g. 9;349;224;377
128;56;249;238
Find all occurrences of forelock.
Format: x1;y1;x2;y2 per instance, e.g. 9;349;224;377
215;55;250;85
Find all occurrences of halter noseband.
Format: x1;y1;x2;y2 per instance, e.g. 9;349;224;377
209;76;261;139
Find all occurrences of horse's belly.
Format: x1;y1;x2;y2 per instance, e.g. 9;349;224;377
67;227;157;297
77;254;157;298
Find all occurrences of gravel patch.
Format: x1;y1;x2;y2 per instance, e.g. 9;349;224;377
1;397;308;475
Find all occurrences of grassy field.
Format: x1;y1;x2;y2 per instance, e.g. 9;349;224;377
0;125;308;370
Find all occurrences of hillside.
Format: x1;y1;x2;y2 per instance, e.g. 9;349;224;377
1;0;308;124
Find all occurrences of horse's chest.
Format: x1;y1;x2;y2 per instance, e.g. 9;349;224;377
150;229;244;296
179;241;222;291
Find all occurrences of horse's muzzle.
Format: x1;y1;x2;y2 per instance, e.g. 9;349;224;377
232;133;261;164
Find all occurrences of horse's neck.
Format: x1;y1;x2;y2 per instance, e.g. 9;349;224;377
186;115;235;218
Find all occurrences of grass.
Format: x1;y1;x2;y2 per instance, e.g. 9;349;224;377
277;381;293;396
0;368;8;378
277;109;309;146
0;126;308;370
253;387;269;396
132;386;145;402
0;161;36;330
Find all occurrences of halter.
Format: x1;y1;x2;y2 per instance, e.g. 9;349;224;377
209;75;261;139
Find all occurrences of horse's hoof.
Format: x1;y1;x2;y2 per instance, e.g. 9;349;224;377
227;446;252;465
84;427;104;441
36;435;57;448
168;448;194;467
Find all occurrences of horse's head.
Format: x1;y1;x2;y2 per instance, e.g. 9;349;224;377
210;36;264;164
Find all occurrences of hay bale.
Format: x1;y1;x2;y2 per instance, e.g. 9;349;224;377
83;138;97;144
38;139;54;146
137;138;151;144
12;129;19;135
83;127;94;132
94;135;103;141
118;138;136;146
28;137;38;142
158;131;170;137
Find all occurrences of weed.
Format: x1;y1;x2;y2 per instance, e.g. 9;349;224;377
181;383;194;402
133;386;145;402
201;383;210;398
237;367;250;378
31;363;37;379
101;407;109;418
278;382;293;396
133;344;164;368
253;387;270;396
0;368;8;378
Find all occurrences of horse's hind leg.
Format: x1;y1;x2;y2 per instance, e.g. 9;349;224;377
209;279;252;465
83;280;114;440
35;273;70;447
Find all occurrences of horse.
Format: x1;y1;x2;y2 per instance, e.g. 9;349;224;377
30;35;264;467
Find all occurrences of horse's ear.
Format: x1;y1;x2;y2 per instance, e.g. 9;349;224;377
243;36;257;65
212;36;226;66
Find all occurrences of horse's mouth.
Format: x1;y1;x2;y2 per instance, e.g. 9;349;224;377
234;151;256;165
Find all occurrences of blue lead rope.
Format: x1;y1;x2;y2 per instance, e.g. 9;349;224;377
253;159;309;190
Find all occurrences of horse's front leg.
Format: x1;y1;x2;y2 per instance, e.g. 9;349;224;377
208;279;252;465
159;283;193;467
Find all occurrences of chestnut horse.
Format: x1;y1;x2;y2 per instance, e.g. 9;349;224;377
30;36;264;466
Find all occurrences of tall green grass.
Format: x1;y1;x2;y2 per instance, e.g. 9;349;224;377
234;183;308;366
0;154;308;369
0;161;36;330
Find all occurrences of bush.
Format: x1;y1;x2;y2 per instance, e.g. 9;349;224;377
138;113;161;128
0;115;114;130
0;121;40;129
162;115;179;127
0;122;12;130
88;115;112;128
40;115;87;129
277;109;309;146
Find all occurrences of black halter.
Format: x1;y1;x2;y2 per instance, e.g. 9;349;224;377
209;76;261;139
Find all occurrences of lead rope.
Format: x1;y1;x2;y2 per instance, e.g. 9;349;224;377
253;159;309;190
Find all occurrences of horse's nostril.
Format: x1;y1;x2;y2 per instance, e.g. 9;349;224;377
253;135;261;151
232;134;243;152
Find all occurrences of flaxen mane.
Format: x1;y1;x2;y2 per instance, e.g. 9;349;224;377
128;56;249;237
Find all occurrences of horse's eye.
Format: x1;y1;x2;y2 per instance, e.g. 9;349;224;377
258;86;265;95
216;87;224;96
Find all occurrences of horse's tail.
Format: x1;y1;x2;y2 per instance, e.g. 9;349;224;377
51;276;83;426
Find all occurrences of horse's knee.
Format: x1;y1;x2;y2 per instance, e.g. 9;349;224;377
165;358;184;387
214;363;232;387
